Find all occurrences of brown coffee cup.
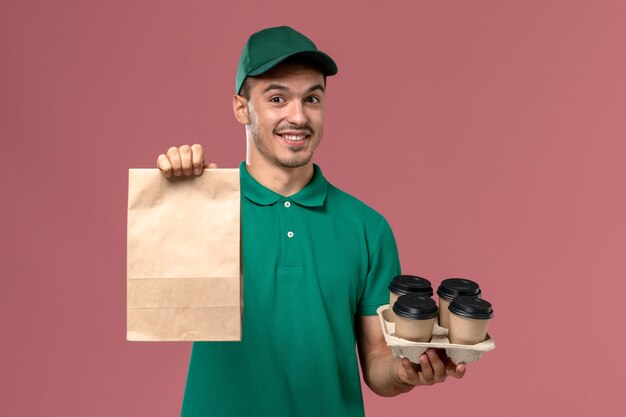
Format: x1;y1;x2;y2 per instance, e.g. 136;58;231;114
436;278;481;329
388;275;433;322
448;296;493;345
392;294;438;342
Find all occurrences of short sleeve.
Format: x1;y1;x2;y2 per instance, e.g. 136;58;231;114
357;217;401;315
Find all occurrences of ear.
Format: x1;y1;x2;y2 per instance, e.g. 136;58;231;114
233;94;250;125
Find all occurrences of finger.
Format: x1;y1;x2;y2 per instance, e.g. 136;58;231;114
450;363;466;379
440;353;466;379
399;358;420;386
207;162;218;169
179;144;193;175
426;349;447;383
166;147;183;176
157;154;173;178
418;353;434;385
191;144;205;175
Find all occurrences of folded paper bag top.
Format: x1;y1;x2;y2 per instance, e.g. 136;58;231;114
126;168;242;341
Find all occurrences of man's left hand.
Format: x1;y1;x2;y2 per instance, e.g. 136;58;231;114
395;348;465;389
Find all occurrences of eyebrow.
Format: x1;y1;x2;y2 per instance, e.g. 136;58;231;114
262;83;325;94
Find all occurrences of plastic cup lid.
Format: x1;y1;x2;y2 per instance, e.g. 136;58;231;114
392;294;438;320
388;275;433;297
448;296;493;319
437;278;481;301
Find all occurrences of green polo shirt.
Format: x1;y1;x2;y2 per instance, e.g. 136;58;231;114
181;162;401;417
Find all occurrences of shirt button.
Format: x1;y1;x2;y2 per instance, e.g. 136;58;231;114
287;231;294;238
284;201;291;208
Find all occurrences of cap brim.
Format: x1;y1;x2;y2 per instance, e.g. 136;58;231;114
248;50;338;78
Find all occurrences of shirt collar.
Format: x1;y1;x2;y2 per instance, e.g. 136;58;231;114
240;161;328;207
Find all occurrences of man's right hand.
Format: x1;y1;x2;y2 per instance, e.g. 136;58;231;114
156;144;217;177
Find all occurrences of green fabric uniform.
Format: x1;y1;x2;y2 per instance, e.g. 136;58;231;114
181;162;401;417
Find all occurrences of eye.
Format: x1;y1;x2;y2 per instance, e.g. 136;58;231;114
305;96;320;104
270;96;285;103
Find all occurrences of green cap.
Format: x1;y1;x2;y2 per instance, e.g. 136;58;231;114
236;26;338;94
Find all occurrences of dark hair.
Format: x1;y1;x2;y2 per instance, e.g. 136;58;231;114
238;55;327;99
239;77;254;99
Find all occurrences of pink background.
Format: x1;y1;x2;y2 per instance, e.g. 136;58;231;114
2;1;625;416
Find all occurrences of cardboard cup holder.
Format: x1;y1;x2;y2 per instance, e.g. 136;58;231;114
377;305;495;364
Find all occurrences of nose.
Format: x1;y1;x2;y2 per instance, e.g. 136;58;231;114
286;100;307;126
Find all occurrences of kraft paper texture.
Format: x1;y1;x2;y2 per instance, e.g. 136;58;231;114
127;169;241;341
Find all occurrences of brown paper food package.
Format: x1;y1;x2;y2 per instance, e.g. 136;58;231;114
127;168;241;341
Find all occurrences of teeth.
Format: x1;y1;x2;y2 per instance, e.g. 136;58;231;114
283;134;305;141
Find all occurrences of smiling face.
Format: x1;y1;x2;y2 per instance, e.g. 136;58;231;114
234;62;326;170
